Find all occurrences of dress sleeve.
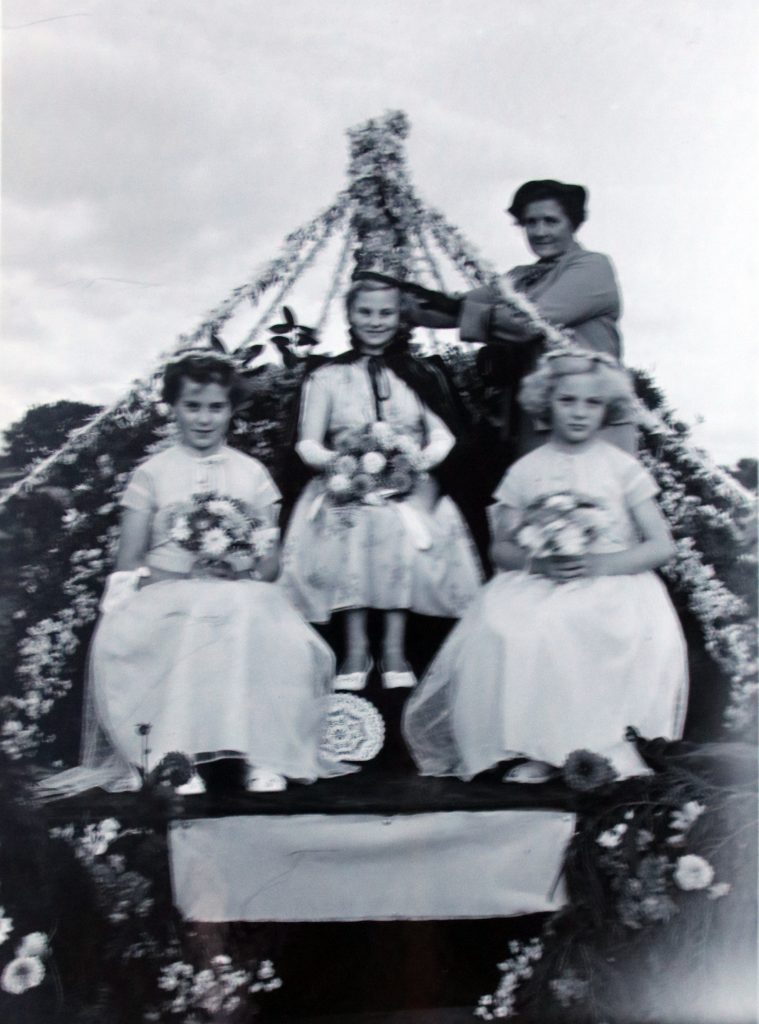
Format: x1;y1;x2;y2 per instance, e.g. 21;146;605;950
249;460;282;509
120;463;156;512
458;253;620;347
491;461;529;509
621;457;659;508
298;370;333;444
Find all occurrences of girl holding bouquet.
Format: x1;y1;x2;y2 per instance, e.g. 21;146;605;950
403;350;688;781
77;352;349;794
281;280;482;690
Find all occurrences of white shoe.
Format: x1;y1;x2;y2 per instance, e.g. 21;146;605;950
380;661;417;689
247;768;287;792
502;761;553;784
334;657;373;692
175;773;206;795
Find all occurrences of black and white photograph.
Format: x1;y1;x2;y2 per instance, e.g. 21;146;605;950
1;2;757;1022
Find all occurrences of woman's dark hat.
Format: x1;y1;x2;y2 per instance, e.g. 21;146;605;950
507;179;587;228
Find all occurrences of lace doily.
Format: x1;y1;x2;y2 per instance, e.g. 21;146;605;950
320;694;385;761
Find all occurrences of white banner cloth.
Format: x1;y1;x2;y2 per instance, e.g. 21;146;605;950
168;809;575;922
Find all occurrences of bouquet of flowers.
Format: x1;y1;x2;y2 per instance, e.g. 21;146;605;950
168;491;274;573
516;491;608;558
323;422;424;507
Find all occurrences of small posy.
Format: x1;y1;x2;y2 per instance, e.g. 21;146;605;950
516;491;609;558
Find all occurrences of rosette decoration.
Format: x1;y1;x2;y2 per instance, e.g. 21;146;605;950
319;694;385;762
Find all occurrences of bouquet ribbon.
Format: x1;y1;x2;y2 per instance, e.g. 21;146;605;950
394;502;432;550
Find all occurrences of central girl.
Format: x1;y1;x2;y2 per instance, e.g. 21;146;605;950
281;280;482;690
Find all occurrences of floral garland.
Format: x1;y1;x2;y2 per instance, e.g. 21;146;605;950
39;816;281;1022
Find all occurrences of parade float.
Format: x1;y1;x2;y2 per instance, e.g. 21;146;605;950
0;112;755;1023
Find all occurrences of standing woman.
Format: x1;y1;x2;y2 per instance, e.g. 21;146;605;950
405;179;635;458
281;280;482;691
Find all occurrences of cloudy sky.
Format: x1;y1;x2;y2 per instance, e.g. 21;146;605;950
2;0;757;462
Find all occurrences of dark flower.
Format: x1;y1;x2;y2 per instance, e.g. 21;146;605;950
136;723;152;737
386;469;414;495
562;749;618;792
151;751;193;788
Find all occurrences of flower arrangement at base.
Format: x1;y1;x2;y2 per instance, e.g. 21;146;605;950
168;491;274;575
323;422;424;507
477;733;756;1023
516;491;609;560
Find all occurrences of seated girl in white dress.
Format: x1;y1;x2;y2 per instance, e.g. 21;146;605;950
81;352;350;794
281;280;482;691
403;349;688;782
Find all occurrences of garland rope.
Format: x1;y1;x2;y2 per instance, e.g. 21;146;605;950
314;221;355;334
181;193;349;346
0;195;350;506
422;207;755;509
236;201;348;356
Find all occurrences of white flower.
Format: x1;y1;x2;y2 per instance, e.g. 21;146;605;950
326;473;352;496
1;956;45;994
334;454;359;476
201;528;231;557
673;854;715;891
596;823;627;849
670;801;706;831
193;968;215;995
516;525;543;551
100;818;120;838
0;910;13;945
16;932;48;958
207;499;237;517
553;524;587;555
361;451;387;475
257;960;276;980
158;962;193;991
370;421;395;446
170;516;191;542
707;882;731;900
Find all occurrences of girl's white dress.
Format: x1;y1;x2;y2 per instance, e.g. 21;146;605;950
403;440;689;780
86;444;347;784
281;362;482;623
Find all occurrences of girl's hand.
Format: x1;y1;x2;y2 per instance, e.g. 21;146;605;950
531;555;588;582
532;553;609;581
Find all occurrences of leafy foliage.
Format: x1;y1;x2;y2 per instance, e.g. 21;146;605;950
2;401;102;471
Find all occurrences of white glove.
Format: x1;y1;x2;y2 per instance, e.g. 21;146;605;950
100;568;150;614
296;439;335;470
